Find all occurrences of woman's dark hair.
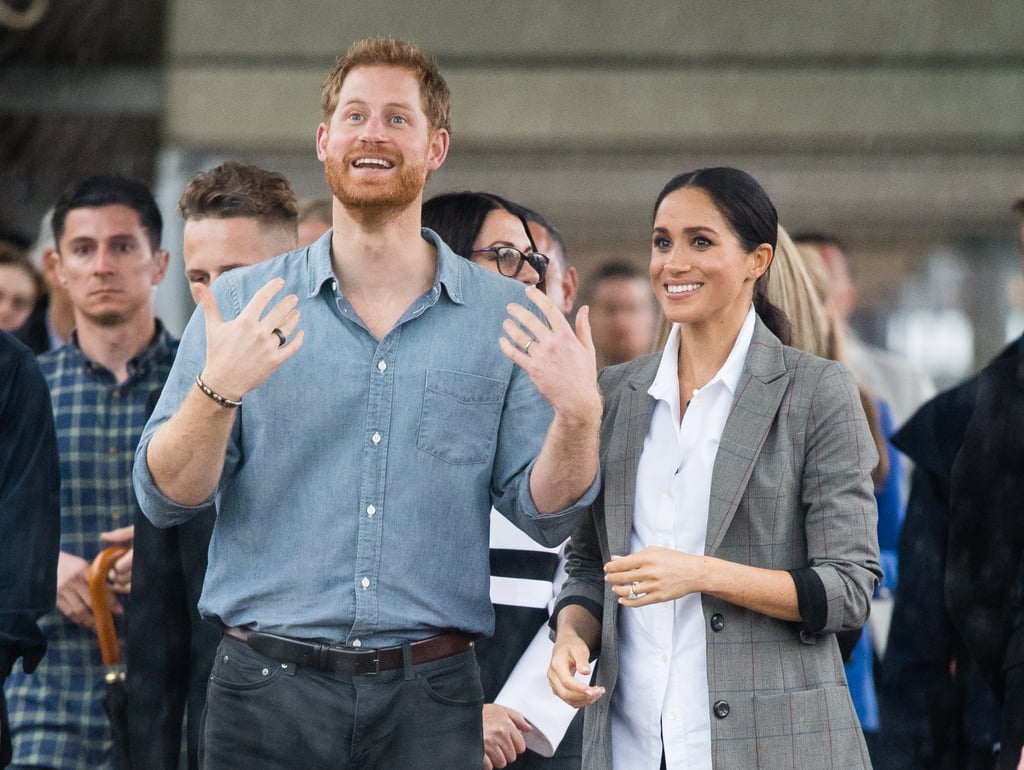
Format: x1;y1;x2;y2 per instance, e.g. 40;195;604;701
653;167;791;344
421;192;515;259
421;191;545;293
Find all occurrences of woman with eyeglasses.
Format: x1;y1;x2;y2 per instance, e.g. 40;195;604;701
546;168;881;769
422;191;583;770
423;192;550;290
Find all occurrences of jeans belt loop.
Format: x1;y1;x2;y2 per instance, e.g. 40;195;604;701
401;641;415;681
315;642;328;671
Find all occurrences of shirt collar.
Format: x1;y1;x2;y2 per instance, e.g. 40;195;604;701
70;318;175;380
304;226;466;306
648;305;757;405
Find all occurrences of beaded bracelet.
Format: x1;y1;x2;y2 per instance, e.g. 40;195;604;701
195;373;242;408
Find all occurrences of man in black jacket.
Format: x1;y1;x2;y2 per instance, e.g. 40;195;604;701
945;196;1024;770
0;331;60;765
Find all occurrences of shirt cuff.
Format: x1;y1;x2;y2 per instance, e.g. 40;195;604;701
788;567;827;633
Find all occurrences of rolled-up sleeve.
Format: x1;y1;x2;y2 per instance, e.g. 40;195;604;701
802;361;883;633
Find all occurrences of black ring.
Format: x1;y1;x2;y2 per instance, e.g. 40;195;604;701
272;328;286;348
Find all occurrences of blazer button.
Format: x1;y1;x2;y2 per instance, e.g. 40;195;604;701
710;613;725;632
713;700;730;719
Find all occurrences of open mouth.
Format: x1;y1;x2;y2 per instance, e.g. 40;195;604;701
666;283;702;295
352;157;395;170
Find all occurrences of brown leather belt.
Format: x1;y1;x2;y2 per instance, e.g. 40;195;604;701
222;627;476;676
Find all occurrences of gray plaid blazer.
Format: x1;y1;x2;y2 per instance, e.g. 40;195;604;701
559;317;882;769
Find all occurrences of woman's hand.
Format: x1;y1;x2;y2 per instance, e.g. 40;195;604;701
604;547;704;606
547;633;604;708
607;548;803;621
548;604;604;708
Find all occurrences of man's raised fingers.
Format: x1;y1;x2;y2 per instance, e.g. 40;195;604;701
574;305;596;353
524;284;563;326
194;282;225;328
236;276;288;323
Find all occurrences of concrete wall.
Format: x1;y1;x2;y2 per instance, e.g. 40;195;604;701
163;1;1024;238
153;1;1023;372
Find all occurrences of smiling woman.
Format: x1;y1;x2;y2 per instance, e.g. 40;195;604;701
548;167;881;770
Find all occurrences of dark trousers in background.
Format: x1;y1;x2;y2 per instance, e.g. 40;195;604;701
199;637;484;769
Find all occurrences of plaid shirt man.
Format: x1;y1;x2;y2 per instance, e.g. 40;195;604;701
3;323;177;769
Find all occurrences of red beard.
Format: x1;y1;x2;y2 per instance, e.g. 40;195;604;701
324;144;428;215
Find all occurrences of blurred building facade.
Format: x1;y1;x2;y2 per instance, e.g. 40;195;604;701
3;0;1023;384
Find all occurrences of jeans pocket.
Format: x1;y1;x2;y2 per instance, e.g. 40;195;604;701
416;369;505;465
209;638;285;691
415;651;485;707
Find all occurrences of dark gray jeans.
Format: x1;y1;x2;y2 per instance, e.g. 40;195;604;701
199;636;484;769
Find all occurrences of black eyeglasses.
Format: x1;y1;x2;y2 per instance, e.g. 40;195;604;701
470;246;550;281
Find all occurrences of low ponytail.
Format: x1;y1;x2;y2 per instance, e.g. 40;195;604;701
753;274;792;345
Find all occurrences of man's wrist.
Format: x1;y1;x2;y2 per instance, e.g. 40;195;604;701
195;372;242;408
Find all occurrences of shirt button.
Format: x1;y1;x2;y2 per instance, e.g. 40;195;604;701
713;700;730;719
366;504;376;517
352;639;361;647
371;432;381;444
377;360;387;372
331;281;338;292
710;613;725;632
361;577;370;589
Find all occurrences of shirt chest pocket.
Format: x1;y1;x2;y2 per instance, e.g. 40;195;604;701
417;369;506;465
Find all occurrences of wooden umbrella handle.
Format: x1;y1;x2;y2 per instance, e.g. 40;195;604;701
88;546;130;666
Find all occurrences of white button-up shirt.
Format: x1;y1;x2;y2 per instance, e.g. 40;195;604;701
612;307;755;770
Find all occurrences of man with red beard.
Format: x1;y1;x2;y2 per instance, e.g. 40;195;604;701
133;37;601;769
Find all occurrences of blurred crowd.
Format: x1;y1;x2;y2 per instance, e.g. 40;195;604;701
2;34;1023;770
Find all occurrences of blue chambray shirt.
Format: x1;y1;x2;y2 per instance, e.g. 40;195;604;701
134;229;596;646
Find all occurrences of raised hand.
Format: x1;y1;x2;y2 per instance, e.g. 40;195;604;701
195;277;304;401
499;286;600;423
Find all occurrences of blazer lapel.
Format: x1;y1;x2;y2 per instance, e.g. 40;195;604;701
706;319;790;555
604;356;659;558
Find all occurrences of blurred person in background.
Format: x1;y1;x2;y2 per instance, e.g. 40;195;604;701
942;193;1024;770
3;173;176;770
792;232;935;428
871;196;1024;769
0;243;43;334
127;161;298;770
423;190;582;770
526;211;577;317
11;209;74;354
296;196;333;247
583;260;658;369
